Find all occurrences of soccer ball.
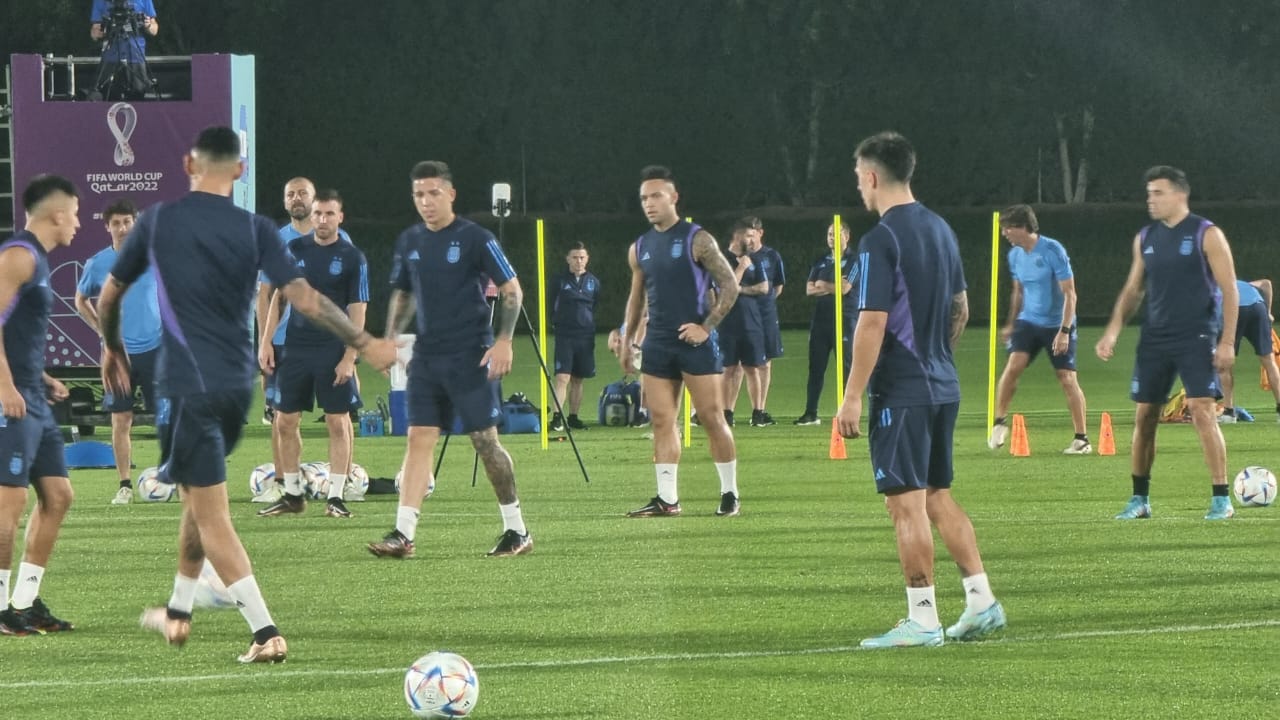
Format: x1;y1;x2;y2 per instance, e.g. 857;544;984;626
395;465;435;499
301;461;330;500
1233;466;1277;507
249;463;277;499
137;467;174;502
404;651;479;718
345;463;370;501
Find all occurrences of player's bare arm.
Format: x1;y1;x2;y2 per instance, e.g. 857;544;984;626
836;309;889;439
281;278;372;349
1203;226;1238;371
97;274;134;398
949;290;969;348
689;230;738;340
0;247;34;419
480;278;523;380
1001;281;1022;344
1253;278;1274;320
738;278;770;297
74;292;101;335
336;302;367;383
1096;233;1147;360
385;288;417;337
622;243;646;372
1054;277;1077;355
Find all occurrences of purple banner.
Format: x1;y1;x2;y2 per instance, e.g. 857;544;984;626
9;53;233;367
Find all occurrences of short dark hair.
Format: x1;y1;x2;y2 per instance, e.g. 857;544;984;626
567;241;587;253
1143;165;1190;194
999;204;1039;233
640;165;676;190
410;161;453;183
103;198;138;221
313;188;343;207
731;215;763;234
192;126;242;162
22;174;78;212
854;131;916;184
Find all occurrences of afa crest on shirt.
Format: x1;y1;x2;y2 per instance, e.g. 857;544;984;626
329;258;343;276
586;278;595;292
447;243;462;264
670;241;683;259
1179;237;1194;255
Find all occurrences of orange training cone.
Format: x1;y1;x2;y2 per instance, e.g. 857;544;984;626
1010;414;1030;457
1098;412;1116;456
829;417;847;460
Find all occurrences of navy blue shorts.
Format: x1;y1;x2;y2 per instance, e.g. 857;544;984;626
407;347;501;433
273;343;362;414
641;333;724;379
1009;321;1077;371
155;389;252;488
719;326;767;367
264;343;286;409
103;347;158;413
762;316;783;359
1131;333;1219;402
867;401;959;494
0;386;67;487
1235;302;1272;356
553;335;596;378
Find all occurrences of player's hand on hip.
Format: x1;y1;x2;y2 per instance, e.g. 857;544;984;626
678;323;709;347
1095;334;1117;361
359;338;398;373
0;383;26;419
258;344;275;375
1213;340;1236;373
836;395;862;439
481;339;514;380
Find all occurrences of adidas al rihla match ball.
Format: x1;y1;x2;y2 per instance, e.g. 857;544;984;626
404;651;479;718
1233;466;1277;507
137;467;174;502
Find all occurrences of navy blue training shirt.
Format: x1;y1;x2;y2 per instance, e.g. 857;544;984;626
284;234;369;348
635;220;710;339
1139;213;1220;343
0;232;52;390
111;192;303;396
551;271;600;338
389;217;517;354
719;247;765;335
856;202;964;407
808;250;859;329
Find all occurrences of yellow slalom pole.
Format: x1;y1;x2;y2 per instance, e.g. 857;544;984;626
832;215;845;409
537;218;549;450
987;211;1000;434
683;215;694;448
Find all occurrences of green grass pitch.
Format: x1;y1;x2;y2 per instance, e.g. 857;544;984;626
2;327;1277;719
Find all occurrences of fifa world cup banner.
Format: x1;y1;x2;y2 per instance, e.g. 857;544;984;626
8;53;255;367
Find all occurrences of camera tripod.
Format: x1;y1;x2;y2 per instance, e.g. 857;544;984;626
90;15;159;101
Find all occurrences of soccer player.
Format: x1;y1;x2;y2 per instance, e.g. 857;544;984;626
101;126;396;663
836;132;1004;648
549;242;599;432
0;175;79;636
749;219;784;425
75;198;161;504
256;189;369;519
719;218;769;428
796;222;857;426
1217;279;1280;423
622;165;742;518
1096;165;1238;521
367;161;534;559
988;205;1090;454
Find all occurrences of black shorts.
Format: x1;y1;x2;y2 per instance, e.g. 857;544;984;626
0;386;66;487
156;389;252;488
553;335;596;378
1235;302;1272;356
1009;321;1077;372
641;333;724;380
719;326;767;367
103;346;158;413
407;347;502;433
273;343;362;414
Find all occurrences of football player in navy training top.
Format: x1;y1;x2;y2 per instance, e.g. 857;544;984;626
367;160;534;559
622;165;743;519
257;189;369;520
99;126;397;664
549;242;600;432
1096;165;1238;521
718;217;769;428
836;131;1005;648
0;175;78;636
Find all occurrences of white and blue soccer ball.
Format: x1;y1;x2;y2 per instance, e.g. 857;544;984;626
249;463;277;500
1233;466;1277;507
344;462;370;501
395;465;434;499
404;651;479;718
301;461;330;500
137;467;174;502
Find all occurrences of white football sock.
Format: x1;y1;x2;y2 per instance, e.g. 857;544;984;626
655;463;678;504
0;567;9;606
327;473;347;500
906;586;940;629
396;506;421;541
168;573;199;614
499;501;527;535
282;471;304;496
227;575;275;633
962;572;996;613
715;460;738;495
10;562;44;610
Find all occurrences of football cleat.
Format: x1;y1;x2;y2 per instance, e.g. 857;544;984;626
19;598;74;633
860;618;944;649
256;493;306;517
1216;412;1237;424
626;496;682;518
1062;439;1092;455
946;601;1007;641
1204;495;1234;520
367;530;415;559
793;412;821;426
1115;495;1152;520
566;415;588;430
237;634;288;664
716;492;740;517
324;498;353;518
549;413;566;432
751;411;777;427
111;486;134;505
139;607;191;646
486;529;533;557
987;423;1009;449
0;606;43;636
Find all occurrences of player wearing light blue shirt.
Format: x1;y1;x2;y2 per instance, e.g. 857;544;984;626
989;205;1090;455
1218;279;1280;422
74;198;162;504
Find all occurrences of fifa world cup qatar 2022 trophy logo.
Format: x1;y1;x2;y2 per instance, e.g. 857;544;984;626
108;101;137;167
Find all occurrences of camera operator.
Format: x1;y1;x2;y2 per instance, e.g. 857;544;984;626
89;0;158;100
